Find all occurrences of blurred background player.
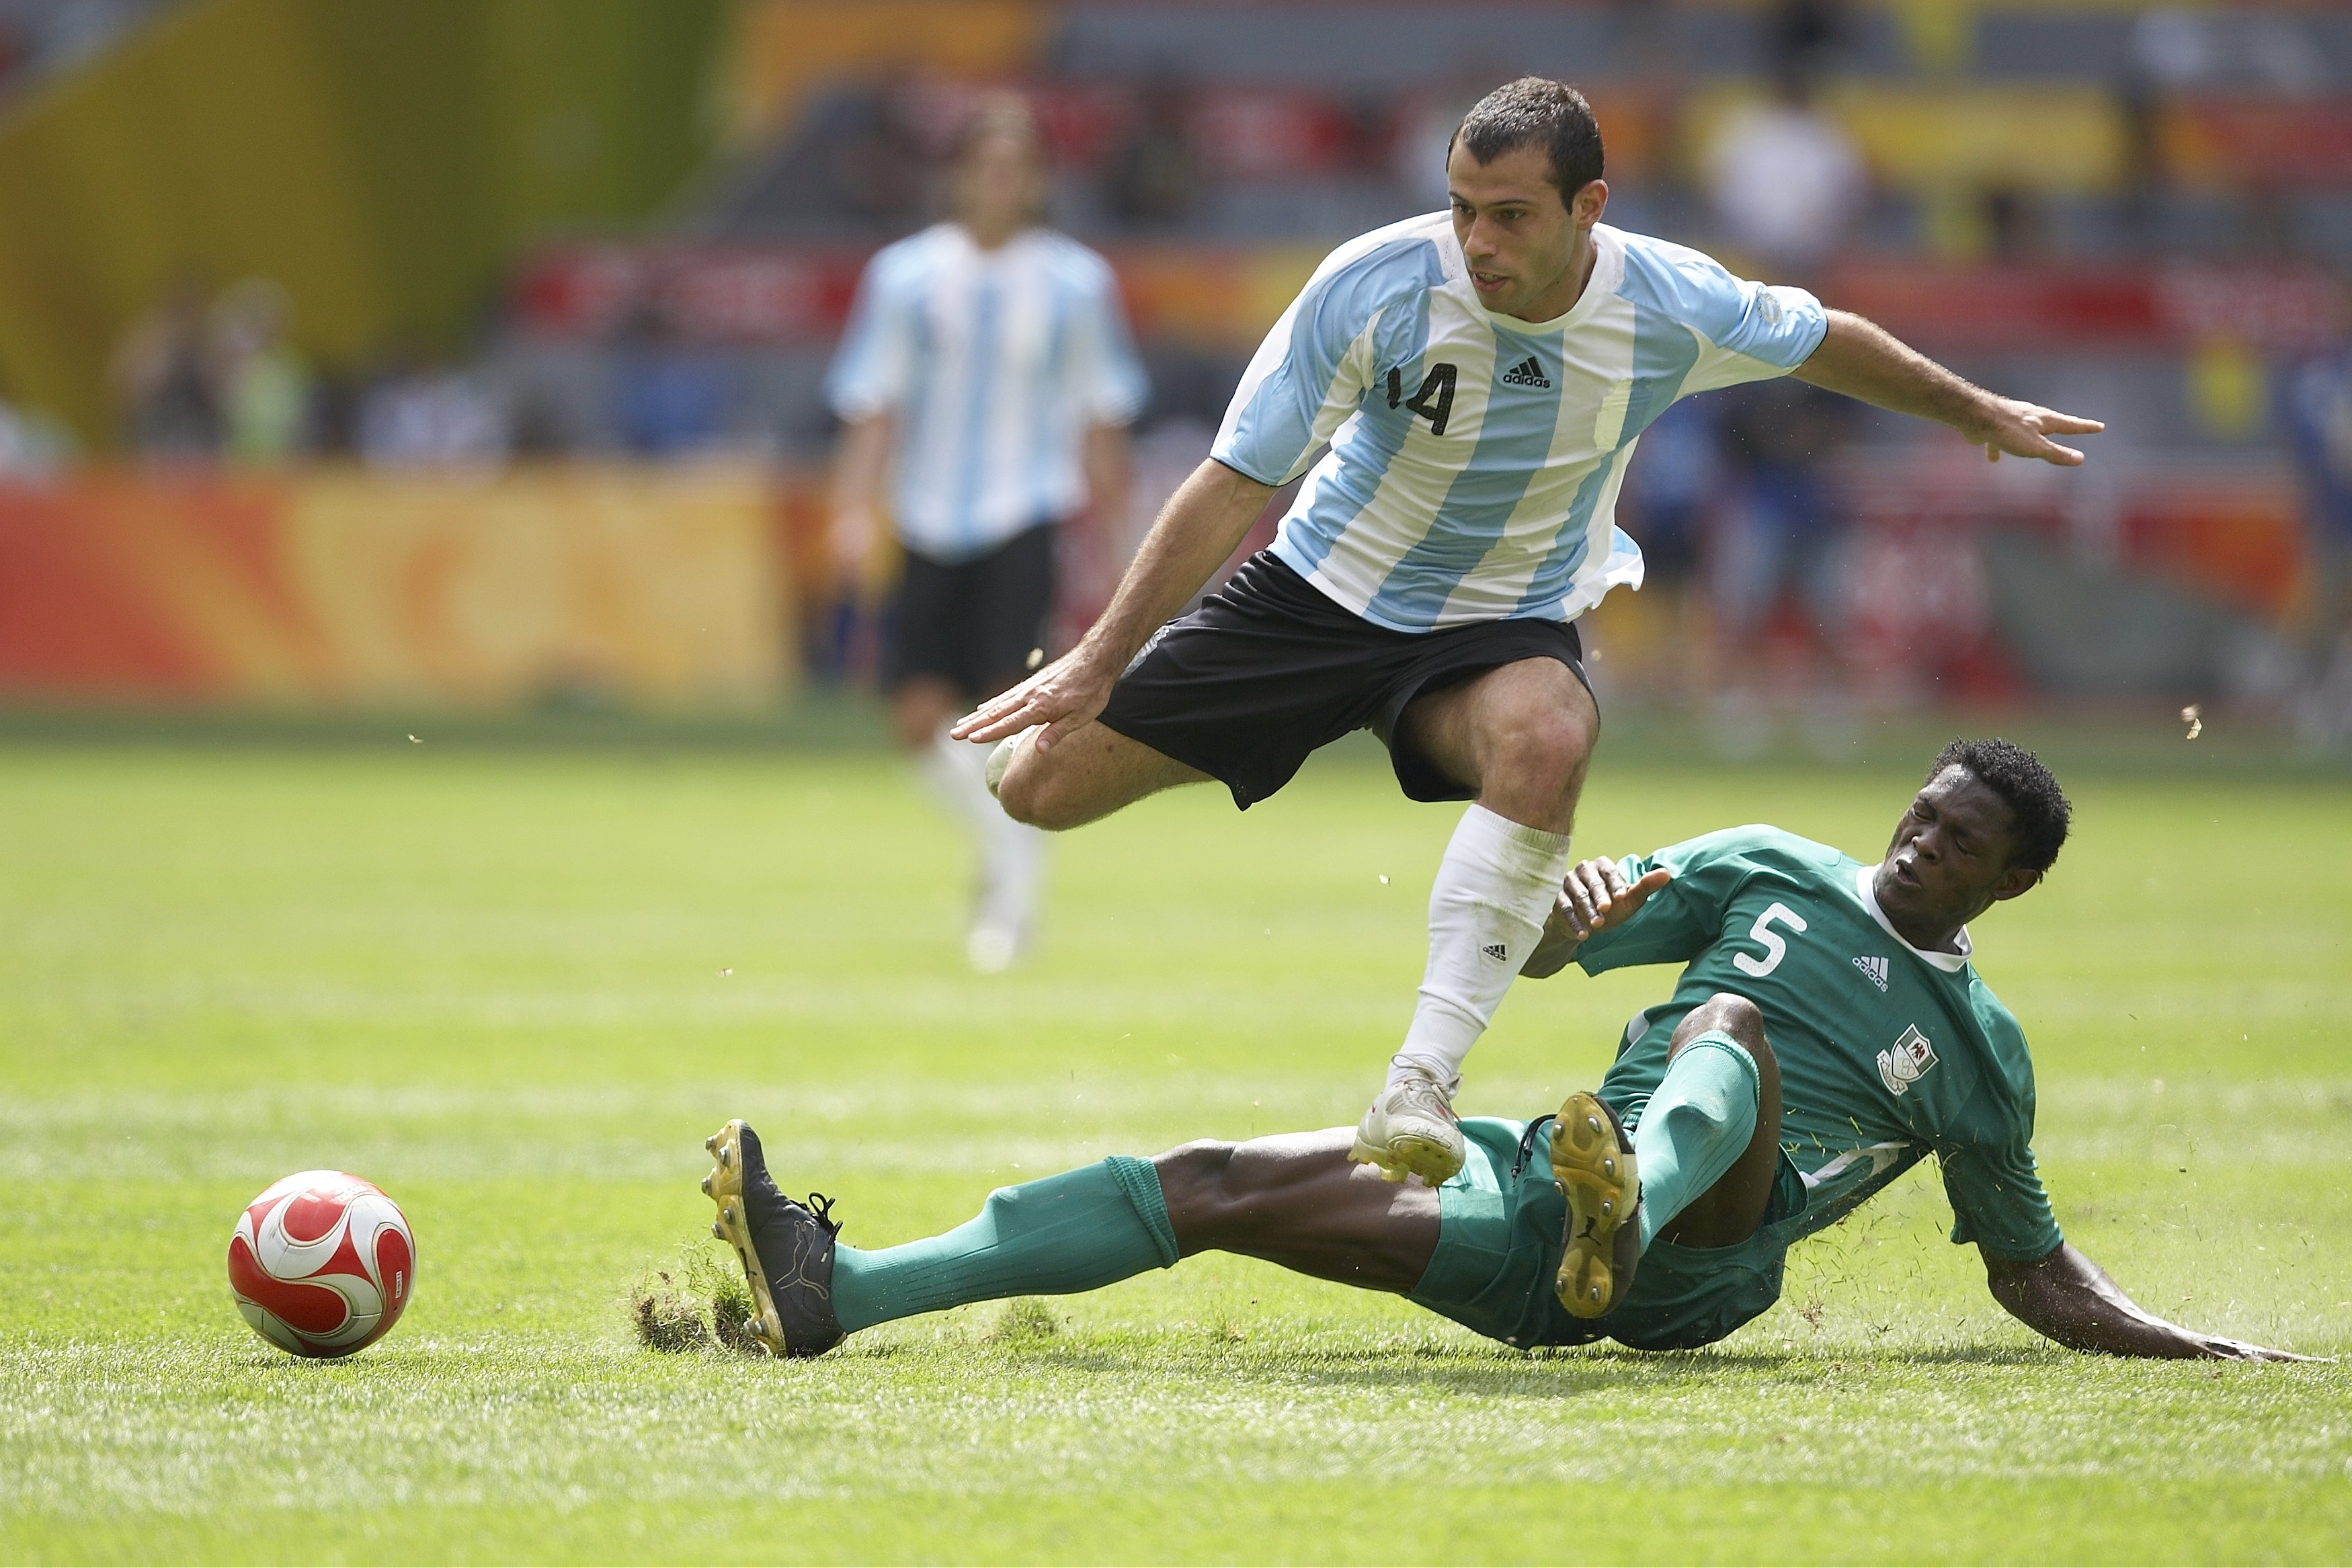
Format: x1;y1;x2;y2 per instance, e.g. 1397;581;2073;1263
825;94;1148;973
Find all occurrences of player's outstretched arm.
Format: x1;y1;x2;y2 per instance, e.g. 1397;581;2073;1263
1793;310;2105;466
1983;1241;2316;1361
1521;858;1674;979
952;458;1274;748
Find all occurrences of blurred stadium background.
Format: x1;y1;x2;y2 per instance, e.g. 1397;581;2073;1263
0;0;2349;755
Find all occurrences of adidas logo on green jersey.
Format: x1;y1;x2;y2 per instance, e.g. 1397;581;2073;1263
1853;954;1889;992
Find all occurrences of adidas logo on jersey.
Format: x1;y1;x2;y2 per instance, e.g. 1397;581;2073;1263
1482;942;1510;962
1877;1025;1939;1096
1500;355;1551;389
1853;954;1889;992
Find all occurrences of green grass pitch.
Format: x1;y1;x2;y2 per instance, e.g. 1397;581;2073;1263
1;736;2347;1563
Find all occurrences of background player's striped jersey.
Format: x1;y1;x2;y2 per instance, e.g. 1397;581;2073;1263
1212;216;1828;633
827;224;1148;562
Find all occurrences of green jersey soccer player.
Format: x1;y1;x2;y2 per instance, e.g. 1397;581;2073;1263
703;739;2301;1362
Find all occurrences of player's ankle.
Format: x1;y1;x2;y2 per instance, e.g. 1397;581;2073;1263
1385;1053;1459;1096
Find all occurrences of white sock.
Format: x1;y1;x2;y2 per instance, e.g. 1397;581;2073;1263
922;727;1045;933
1391;804;1572;1090
919;725;996;833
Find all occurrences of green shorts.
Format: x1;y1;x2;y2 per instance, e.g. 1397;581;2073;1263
1408;1116;1810;1352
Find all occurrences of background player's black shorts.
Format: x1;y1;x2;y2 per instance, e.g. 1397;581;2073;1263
883;522;1058;698
1097;551;1592;809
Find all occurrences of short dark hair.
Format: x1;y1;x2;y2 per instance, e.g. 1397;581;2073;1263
1449;77;1605;209
1929;738;2071;874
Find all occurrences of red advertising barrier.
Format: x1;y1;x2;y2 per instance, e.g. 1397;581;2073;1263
0;466;788;706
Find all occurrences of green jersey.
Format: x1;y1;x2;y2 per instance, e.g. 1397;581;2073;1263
1576;825;2063;1262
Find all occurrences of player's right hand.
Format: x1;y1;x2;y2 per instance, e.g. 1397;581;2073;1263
950;648;1117;749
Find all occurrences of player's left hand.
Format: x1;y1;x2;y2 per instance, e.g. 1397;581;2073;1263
1971;399;2105;466
950;646;1117;749
1555;858;1672;945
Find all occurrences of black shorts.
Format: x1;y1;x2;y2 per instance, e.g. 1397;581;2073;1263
883;523;1058;698
1097;552;1592;809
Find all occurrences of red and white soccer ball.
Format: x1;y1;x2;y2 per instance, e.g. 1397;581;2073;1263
227;1170;417;1358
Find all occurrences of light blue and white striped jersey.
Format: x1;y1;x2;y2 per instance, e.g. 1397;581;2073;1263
827;223;1149;561
1213;215;1828;632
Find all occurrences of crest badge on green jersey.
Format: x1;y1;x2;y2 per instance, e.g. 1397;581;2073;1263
1877;1025;1939;1096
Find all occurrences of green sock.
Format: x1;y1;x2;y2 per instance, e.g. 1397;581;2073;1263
1633;1033;1760;1251
830;1156;1179;1333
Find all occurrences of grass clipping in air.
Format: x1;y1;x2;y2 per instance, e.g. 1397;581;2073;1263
628;1240;763;1356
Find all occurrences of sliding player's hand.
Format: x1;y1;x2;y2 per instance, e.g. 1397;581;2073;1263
950;648;1117;749
1972;399;2105;466
1557;859;1672;944
2194;1334;2328;1364
1525;860;1672;977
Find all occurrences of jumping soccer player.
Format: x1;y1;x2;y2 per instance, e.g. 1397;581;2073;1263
829;94;1147;973
951;79;2103;1182
704;739;2303;1363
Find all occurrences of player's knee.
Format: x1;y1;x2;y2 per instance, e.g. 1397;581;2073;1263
993;749;1076;829
1486;707;1594;798
1679;993;1781;1120
1691;991;1765;1046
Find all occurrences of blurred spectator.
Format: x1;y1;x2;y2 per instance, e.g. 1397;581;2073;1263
1769;0;1849;75
1703;67;1865;278
0;376;75;478
2129;7;2322;97
1103;77;1202;228
208;278;314;464
110;272;218;459
1624;396;1717;597
1705;380;1857;678
357;356;510;468
1980;186;2041;263
2284;350;2352;742
610;303;735;458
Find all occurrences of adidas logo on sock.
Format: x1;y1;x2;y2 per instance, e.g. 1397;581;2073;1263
1500;355;1551;388
1482;942;1510;961
1853;954;1890;992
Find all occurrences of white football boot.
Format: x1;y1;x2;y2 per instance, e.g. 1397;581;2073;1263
1348;1064;1466;1184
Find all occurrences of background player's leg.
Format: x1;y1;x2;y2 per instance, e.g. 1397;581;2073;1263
899;677;1042;973
1353;658;1592;1180
1157;1128;1441;1293
1639;993;1786;1250
993;719;1212;831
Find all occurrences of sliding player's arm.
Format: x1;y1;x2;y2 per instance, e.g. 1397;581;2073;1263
1792;309;2105;466
1983;1242;2312;1361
